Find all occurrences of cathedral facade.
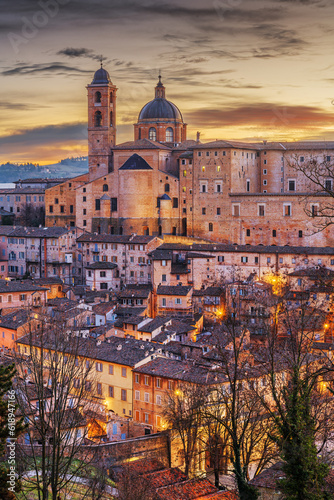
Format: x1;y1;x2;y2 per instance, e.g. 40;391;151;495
45;65;334;248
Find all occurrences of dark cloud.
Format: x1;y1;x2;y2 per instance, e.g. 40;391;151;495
0;123;87;148
2;63;91;76
185;103;334;129
57;47;107;62
0;101;48;110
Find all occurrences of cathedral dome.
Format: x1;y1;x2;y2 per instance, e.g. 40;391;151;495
138;98;183;122
91;66;111;85
138;76;183;123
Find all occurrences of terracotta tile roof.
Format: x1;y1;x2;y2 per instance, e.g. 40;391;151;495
17;335;158;367
134;357;225;384
113;138;171;150
144;468;187;489
85;262;117;270
153;242;334;256
0;309;30;330
77;233;156;244
249;462;285;489
155;477;217;500
4;226;69;238
118;287;151;299
196;492;238;500
138;316;171;333
92;302;115;315
191;140;260;151
157;285;192;296
288;267;334;278
0;280;48;293
124;458;165;475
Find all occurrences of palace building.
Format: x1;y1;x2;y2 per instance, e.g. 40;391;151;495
45;65;334;248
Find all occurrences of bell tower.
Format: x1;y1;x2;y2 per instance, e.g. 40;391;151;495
87;63;117;182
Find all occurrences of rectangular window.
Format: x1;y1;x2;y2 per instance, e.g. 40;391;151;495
156;395;162;405
162;298;167;306
109;386;114;397
172;198;178;208
109;365;114;375
241;256;248;263
202;207;206;215
95;199;101;211
217;207;221;215
144;375;149;385
284;204;291;216
258;205;265;216
97;383;102;395
175;298;182;304
263;179;267;186
122;367;127;377
217;255;224;262
263;169;267;175
273;230;277;237
111;198;117;211
135;390;140;400
49;205;53;213
311;205;318;216
288;180;296;191
121;389;127;401
233;205;240;217
299;230;303;238
255;257;258;264
156;378;161;388
246;229;250;237
96;362;103;372
246;180;250;192
144;392;149;402
267;257;271;264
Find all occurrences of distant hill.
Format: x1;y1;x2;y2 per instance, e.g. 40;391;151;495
0;157;88;183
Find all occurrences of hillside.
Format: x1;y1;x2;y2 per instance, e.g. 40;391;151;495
0;157;88;183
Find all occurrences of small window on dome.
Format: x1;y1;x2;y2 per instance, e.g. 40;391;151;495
166;127;173;142
95;91;101;103
149;127;157;141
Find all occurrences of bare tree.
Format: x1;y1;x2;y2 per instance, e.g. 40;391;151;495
288;152;334;232
163;382;207;477
204;322;277;500
14;312;105;500
255;280;334;499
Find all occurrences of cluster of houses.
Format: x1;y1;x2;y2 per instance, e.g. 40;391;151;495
1;221;334;497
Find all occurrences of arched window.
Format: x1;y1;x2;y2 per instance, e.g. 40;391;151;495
103;184;108;192
95;91;101;103
110;111;113;127
94;111;102;127
149;127;157;141
164;183;170;193
166;127;174;142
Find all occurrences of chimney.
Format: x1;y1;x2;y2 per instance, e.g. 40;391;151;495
196;131;201;143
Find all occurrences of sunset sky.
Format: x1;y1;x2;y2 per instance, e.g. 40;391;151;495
1;0;334;164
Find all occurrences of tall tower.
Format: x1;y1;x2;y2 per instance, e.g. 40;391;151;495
87;64;117;181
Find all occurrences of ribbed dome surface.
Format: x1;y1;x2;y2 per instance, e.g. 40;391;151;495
138;98;183;121
91;67;111;85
